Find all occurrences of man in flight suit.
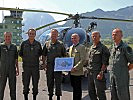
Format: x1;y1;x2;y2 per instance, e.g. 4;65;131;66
110;28;133;100
19;29;42;100
87;31;110;100
42;29;66;100
0;32;19;100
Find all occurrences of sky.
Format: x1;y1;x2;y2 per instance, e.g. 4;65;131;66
0;0;133;23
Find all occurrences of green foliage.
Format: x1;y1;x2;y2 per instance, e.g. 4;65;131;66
101;39;113;45
102;38;133;49
129;44;133;49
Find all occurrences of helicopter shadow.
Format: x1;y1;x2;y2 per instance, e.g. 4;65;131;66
62;76;89;92
62;70;111;92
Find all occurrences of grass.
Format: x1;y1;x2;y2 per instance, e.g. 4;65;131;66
129;44;133;49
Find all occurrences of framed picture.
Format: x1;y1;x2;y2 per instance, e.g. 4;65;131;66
54;57;74;71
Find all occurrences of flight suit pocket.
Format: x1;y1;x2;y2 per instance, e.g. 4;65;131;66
56;47;62;56
95;51;100;54
1;47;7;53
1;47;8;60
94;52;101;57
10;49;16;58
23;45;30;55
93;52;101;62
34;45;40;56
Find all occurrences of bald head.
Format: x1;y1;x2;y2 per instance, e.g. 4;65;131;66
92;31;101;37
71;33;80;45
112;28;123;44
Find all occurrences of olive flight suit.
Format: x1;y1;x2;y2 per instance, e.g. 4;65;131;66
87;42;110;100
42;40;66;97
19;40;42;98
0;43;18;100
109;41;133;100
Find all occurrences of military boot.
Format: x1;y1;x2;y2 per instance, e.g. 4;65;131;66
24;94;28;100
57;96;60;100
33;95;37;100
49;95;53;100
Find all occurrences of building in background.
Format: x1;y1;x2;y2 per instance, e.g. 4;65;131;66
0;10;23;45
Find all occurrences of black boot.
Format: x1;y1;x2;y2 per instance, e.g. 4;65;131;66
24;94;28;100
49;95;53;100
57;96;60;100
33;95;37;100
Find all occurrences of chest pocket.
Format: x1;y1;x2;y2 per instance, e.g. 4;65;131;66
34;44;40;56
9;47;16;58
1;47;8;53
90;49;102;62
94;50;101;59
56;44;63;56
23;44;30;55
94;51;101;55
0;47;8;59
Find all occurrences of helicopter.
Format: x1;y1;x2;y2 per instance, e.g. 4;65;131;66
38;22;97;47
1;7;133;84
1;7;133;48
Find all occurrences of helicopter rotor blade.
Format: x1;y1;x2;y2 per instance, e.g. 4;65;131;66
35;18;70;31
81;16;133;22
0;7;72;16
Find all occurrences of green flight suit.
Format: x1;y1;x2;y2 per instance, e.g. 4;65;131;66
109;41;133;100
0;43;18;100
42;40;66;96
19;40;42;96
87;42;110;100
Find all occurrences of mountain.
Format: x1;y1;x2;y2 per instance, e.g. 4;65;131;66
63;6;133;38
22;6;133;39
22;12;57;40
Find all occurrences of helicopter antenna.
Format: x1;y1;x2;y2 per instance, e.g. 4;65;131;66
87;21;97;32
73;13;80;28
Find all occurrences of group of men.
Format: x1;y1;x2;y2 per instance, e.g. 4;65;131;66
0;27;133;100
87;28;133;100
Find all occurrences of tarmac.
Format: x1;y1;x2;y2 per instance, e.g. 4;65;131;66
3;63;133;100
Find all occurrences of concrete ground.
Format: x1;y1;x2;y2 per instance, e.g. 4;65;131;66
3;63;133;100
